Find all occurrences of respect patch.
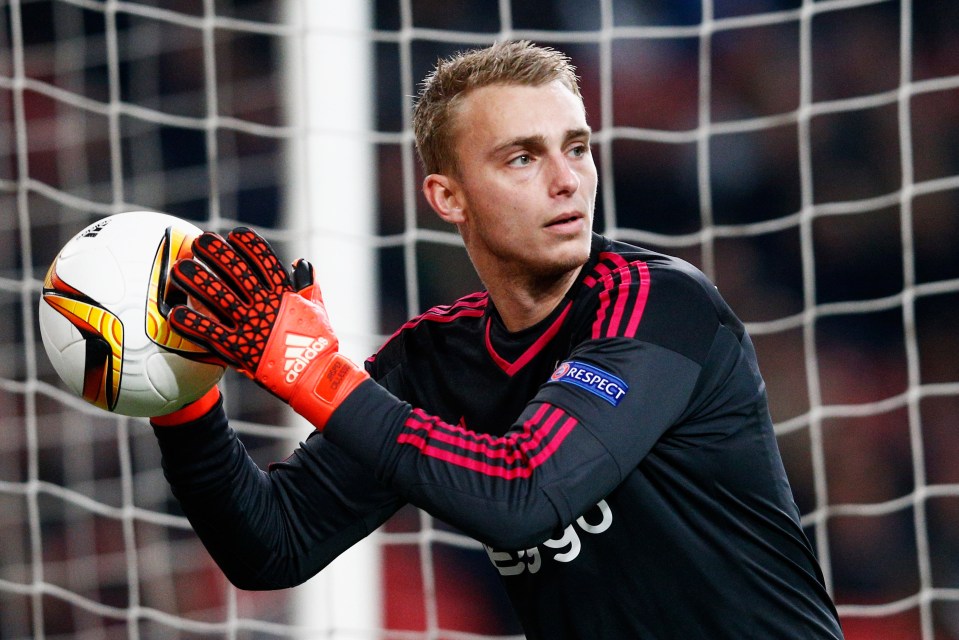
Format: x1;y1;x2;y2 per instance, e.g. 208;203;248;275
549;361;628;406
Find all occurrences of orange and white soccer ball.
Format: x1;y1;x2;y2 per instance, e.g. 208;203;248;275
38;211;225;417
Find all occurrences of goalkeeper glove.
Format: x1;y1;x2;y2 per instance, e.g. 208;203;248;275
167;227;369;431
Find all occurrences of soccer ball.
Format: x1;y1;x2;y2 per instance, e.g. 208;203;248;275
38;211;225;417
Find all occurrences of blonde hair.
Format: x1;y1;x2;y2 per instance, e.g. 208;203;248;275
412;40;582;176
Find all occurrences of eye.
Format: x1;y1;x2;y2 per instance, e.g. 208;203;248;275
569;144;589;158
508;153;532;167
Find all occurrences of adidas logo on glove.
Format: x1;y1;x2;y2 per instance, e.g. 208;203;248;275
284;333;330;384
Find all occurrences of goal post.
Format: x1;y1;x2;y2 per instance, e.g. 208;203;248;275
281;0;381;634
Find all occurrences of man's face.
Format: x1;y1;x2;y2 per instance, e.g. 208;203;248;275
447;81;598;282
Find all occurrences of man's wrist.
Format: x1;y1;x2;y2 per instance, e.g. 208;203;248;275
151;385;222;427
288;353;369;430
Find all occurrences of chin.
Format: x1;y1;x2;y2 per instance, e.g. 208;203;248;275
559;232;592;264
534;246;590;279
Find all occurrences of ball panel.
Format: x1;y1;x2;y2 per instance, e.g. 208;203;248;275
80;336;117;411
38;303;86;395
60;341;90;396
41;291;125;411
145;351;224;402
53;242;126;306
112;385;181;417
143;224;213;357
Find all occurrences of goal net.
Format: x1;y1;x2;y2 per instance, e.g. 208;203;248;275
3;0;958;638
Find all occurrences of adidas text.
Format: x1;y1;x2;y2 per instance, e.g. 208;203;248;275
284;334;329;384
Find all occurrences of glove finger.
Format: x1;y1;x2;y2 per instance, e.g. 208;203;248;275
172;298;267;376
191;232;258;303
171;259;245;325
291;258;324;305
168;305;244;371
227;227;292;293
291;258;314;291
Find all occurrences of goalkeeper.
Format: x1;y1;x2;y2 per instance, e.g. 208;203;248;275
152;41;845;639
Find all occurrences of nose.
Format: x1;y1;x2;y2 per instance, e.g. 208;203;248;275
548;153;580;198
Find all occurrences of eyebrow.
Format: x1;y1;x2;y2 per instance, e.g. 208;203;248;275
490;127;592;158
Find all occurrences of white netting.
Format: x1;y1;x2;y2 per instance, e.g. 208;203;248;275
3;0;959;638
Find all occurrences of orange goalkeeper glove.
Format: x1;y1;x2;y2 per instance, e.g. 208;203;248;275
166;227;369;431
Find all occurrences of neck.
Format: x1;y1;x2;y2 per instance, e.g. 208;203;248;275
484;266;582;332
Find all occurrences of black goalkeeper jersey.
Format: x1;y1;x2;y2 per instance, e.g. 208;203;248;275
154;234;844;639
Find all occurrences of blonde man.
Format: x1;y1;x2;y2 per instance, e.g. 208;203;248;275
156;41;844;639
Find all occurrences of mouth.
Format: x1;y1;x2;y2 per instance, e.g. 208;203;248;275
545;212;586;233
546;212;583;228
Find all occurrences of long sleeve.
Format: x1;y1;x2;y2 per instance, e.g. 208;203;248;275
153;397;402;589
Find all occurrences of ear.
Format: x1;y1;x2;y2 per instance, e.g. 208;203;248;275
422;173;466;225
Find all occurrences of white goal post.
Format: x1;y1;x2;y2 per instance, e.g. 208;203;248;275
282;0;381;635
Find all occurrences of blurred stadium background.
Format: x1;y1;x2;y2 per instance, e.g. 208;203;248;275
2;0;959;638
